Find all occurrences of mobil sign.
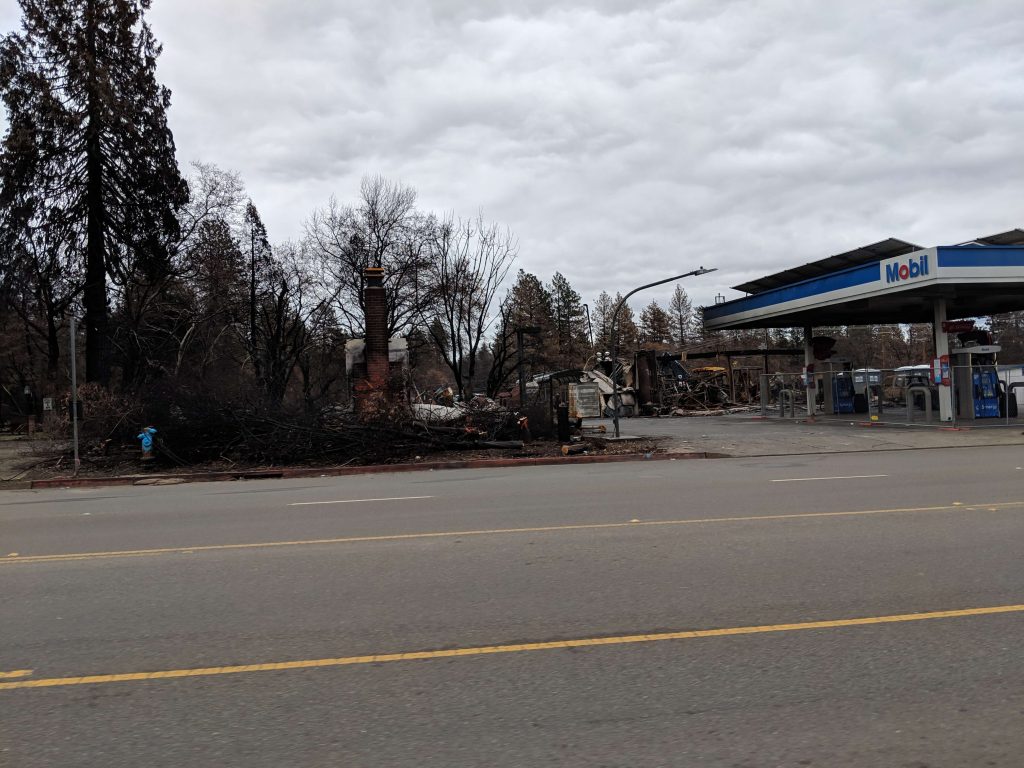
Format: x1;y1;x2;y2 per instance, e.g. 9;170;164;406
882;251;930;286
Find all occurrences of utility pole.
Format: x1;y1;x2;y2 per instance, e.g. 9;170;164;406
70;316;80;476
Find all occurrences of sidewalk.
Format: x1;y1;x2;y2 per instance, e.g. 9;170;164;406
595;413;1024;457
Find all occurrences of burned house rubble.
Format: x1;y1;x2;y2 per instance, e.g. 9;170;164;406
521;345;804;419
410;343;809;438
336;265;803;456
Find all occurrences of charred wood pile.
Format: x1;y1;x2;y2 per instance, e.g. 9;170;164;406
57;394;532;471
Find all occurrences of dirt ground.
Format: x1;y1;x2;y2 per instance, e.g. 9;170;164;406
0;432;666;485
0;436;50;482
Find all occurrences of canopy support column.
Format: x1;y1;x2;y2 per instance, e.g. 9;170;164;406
804;326;815;418
933;298;953;422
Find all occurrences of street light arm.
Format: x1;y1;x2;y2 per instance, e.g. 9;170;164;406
609;267;717;357
611;267;717;326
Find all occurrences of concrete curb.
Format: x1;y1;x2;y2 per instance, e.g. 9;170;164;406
720;442;1024;459
27;450;726;490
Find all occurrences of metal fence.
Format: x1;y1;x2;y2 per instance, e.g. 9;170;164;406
758;364;1024;428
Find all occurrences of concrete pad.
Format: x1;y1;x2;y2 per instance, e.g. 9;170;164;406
592;413;1024;457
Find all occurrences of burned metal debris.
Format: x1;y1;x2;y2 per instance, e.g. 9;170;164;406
539;346;804;418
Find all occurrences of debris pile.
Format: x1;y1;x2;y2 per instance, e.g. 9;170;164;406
577;356;745;417
662;367;733;414
159;405;437;466
410;398;526;450
47;391;653;477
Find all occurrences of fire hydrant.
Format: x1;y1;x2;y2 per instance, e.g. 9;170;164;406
137;426;157;461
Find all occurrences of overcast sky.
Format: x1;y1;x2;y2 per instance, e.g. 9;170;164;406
1;0;1022;310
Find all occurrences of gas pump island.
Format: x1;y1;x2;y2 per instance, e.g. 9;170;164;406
809;345;882;416
949;333;1015;419
818;359;855;415
702;229;1024;422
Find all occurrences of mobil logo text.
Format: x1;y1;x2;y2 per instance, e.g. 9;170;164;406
885;254;929;284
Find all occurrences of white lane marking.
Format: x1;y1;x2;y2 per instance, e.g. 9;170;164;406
288;496;434;507
771;474;889;483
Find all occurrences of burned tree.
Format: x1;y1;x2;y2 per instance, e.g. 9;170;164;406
425;215;517;400
304;176;431;338
590;291;615;352
0;0;188;385
0;226;82;385
242;201;273;378
243;243;336;407
485;297;518;398
639;300;672;346
669;284;694;346
548;271;588;368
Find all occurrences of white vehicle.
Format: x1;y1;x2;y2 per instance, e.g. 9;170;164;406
888;365;936;410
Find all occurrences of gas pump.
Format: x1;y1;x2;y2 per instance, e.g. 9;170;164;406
951;344;1001;419
973;367;1000;418
852;368;881;414
833;371;855;414
816;359;854;414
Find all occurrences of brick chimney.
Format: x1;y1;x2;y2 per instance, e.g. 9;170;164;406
363;267;389;388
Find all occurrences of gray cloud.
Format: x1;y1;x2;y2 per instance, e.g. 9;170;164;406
1;0;1022;310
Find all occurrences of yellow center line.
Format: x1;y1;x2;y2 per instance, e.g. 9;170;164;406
2;604;1022;692
0;670;33;680
4;499;1023;566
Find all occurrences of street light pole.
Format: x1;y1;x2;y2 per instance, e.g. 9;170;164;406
610;267;717;438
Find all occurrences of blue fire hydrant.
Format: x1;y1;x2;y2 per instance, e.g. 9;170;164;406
138;426;157;461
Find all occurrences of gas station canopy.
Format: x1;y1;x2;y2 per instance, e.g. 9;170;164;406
704;229;1024;330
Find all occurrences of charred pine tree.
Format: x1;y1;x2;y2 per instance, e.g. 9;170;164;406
0;0;188;386
485;298;518;399
242;201;272;381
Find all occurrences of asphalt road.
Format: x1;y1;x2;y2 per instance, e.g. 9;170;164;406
2;446;1024;767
